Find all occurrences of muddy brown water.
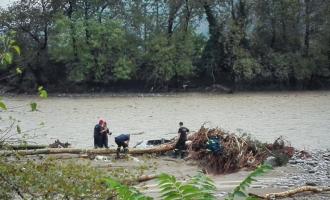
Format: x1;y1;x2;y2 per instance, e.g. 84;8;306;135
1;91;330;150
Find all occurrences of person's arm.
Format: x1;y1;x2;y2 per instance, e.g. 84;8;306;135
124;135;130;145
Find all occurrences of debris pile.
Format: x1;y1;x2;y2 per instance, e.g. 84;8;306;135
187;127;294;174
48;139;71;148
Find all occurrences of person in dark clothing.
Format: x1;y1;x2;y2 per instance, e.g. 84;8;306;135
101;121;111;148
115;134;130;158
94;119;104;148
94;119;111;148
206;135;223;155
174;122;189;158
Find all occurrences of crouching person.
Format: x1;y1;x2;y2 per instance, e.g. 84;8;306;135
115;134;130;158
206;135;223;155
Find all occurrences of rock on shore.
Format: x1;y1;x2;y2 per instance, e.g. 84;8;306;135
265;150;330;189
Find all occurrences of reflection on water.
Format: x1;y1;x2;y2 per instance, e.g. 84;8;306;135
2;91;330;150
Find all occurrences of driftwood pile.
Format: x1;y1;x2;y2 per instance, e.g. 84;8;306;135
187;127;294;174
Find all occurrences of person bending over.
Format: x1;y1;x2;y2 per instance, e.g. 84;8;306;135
115;134;130;158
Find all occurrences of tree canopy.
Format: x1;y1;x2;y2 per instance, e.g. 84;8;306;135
0;0;329;92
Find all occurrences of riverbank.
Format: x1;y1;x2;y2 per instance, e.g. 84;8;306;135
2;82;330;96
34;148;329;199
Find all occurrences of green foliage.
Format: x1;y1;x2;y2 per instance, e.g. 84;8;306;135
105;178;151;200
105;171;216;200
144;35;176;85
38;86;48;99
113;57;136;80
226;164;272;200
0;158;113;199
49;14;128;83
0;0;329;90
30;102;37;112
0;99;7;110
233;48;262;81
0;32;20;67
143;32;196;87
16;125;21;134
15;67;22;74
158;172;216;200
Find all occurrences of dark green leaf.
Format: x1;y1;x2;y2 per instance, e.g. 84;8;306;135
0;101;7;110
16;125;21;134
3;52;13;64
30;102;37;111
233;191;247;197
16;67;23;74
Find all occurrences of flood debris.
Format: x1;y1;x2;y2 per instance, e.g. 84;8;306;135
48;139;71;148
187;126;294;174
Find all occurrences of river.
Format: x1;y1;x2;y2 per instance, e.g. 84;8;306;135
1;91;330;150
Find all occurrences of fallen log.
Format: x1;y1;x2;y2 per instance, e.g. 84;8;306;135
1;144;48;150
136;174;159;182
249;186;330;199
0;144;175;156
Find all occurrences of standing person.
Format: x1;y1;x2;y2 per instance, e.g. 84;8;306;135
174;122;189;158
94;119;104;148
114;134;130;158
101;121;111;148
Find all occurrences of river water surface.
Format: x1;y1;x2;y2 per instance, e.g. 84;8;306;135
1;92;330;149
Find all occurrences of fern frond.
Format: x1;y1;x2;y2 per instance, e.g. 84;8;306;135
188;171;217;199
105;178;152;200
158;172;217;200
158;173;184;200
226;164;272;200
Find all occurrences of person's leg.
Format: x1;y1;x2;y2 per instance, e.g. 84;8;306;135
123;143;128;155
94;135;98;148
180;142;187;158
174;142;184;158
115;140;122;158
95;135;102;148
103;134;109;148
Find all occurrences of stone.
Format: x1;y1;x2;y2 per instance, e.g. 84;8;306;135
289;160;297;164
264;156;278;167
295;159;305;164
306;160;318;166
305;181;317;186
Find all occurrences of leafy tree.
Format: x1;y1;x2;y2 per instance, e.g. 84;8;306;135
0;0;329;91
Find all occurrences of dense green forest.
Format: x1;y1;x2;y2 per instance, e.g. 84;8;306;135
0;0;329;92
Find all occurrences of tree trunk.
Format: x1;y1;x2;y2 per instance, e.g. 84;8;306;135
304;0;311;56
167;0;182;37
1;144;48;150
0;144;175;156
68;0;78;59
203;2;218;35
183;0;191;33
